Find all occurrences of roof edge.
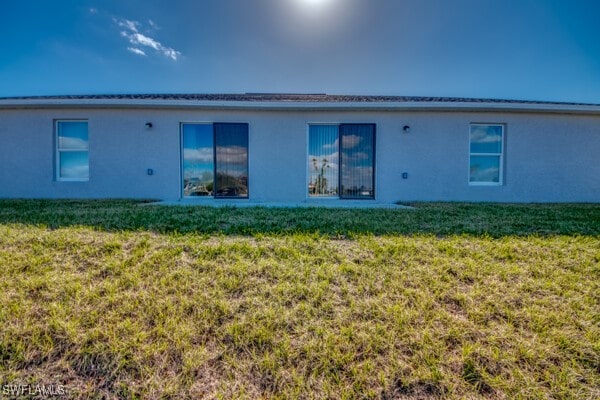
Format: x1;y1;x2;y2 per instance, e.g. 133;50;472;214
1;97;600;114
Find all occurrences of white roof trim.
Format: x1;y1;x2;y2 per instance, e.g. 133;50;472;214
1;98;600;114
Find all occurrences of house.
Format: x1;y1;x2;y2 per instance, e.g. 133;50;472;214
0;94;598;203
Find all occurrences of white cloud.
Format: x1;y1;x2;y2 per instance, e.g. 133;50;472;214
148;19;159;29
127;47;146;56
59;137;88;149
115;17;181;60
61;164;89;179
162;48;180;61
116;18;139;33
129;33;161;50
184;146;248;167
343;151;368;162
89;8;98;14
470;166;500;182
322;138;339;150
216;146;248;164
471;126;502;144
342;134;362;149
184;147;213;163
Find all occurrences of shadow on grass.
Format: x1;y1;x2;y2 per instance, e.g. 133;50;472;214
0;199;599;237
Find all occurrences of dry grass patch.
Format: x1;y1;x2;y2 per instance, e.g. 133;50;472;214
0;201;599;399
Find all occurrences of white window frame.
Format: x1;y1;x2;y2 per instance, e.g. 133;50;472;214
468;123;504;186
55;120;89;182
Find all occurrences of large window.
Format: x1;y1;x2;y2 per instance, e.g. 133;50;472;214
56;120;89;181
182;123;248;198
308;124;375;199
469;124;504;185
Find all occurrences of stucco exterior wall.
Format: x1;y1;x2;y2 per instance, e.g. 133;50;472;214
0;107;598;202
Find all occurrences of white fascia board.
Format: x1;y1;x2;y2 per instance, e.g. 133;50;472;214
1;98;600;114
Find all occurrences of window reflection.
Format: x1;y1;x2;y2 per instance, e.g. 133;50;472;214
470;155;500;183
182;124;214;196
214;123;249;198
59;152;89;179
469;124;504;184
57;121;89;181
307;124;375;199
308;125;339;197
182;123;248;198
340;124;375;199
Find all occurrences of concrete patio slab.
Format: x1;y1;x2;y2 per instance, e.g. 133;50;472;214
144;199;413;209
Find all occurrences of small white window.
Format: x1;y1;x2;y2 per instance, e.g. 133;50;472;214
469;124;504;185
56;120;89;181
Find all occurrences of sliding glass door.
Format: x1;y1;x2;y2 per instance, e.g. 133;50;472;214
308;124;375;199
182;123;248;198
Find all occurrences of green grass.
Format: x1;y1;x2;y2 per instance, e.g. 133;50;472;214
0;200;598;399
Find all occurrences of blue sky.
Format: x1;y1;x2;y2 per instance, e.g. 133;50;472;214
1;0;599;102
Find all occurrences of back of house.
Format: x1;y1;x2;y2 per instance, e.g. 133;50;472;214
0;93;599;203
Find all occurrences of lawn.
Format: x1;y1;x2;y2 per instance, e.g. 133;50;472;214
0;200;598;399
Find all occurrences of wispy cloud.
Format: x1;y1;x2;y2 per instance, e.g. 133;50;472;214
89;8;98;14
127;47;146;56
115;18;181;61
117;18;139;32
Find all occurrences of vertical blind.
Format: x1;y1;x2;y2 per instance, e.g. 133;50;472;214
214;123;249;198
308;125;339;197
308;124;375;199
340;124;375;199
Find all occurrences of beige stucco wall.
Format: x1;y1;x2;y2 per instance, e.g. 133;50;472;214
0;107;598;202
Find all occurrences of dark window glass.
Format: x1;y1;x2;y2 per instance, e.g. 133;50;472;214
214;123;249;198
340;124;375;199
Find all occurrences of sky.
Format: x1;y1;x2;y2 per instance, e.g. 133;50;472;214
1;0;599;103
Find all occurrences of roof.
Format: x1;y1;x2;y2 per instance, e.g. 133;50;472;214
1;93;600;114
1;93;598;105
